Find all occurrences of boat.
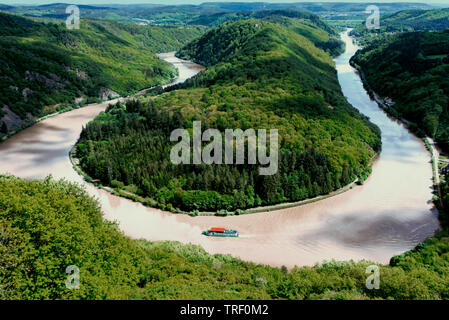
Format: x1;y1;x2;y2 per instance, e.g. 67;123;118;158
202;227;239;237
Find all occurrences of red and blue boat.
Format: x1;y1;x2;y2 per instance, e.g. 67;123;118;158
202;227;239;237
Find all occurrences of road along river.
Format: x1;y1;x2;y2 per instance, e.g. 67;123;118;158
0;39;441;268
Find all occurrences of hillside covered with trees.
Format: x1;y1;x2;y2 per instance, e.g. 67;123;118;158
0;12;205;135
1;174;448;300
350;8;449;44
76;18;381;213
351;31;449;151
186;10;345;57
1;2;434;27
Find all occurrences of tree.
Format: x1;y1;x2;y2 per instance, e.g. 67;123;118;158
423;114;439;138
1;121;7;134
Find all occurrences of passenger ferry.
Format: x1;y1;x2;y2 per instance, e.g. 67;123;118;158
202;227;239;237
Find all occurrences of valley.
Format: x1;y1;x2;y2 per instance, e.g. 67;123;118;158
0;12;205;135
0;29;440;268
1;2;448;301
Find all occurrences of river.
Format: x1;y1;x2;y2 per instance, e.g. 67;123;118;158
0;37;441;268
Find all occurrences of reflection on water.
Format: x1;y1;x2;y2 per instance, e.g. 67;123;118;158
157;52;205;86
0;43;440;268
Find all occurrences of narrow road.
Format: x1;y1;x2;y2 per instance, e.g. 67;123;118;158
428;137;444;208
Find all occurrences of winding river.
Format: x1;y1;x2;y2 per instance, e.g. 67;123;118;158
0;34;441;268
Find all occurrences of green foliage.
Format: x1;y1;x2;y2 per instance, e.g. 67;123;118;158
1;175;449;300
442;170;449;226
0;122;7;134
0;12;204;131
179;15;344;61
76;19;380;212
351;8;449;45
190;9;337;34
352;31;449;151
2;2;433;29
0;175;150;299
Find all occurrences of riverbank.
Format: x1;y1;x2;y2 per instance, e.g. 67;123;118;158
350;59;445;213
1;104;83;144
70;144;374;216
0;84;176;146
70;136;380;216
2;173;449;300
0;51;187;146
69;48;379;217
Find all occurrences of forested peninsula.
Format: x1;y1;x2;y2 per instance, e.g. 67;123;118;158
76;16;381;213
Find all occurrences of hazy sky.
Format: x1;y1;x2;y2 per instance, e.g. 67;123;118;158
1;0;448;6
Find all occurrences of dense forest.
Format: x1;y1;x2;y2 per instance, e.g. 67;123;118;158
2;2;449;302
0;12;205;135
76;18;381;213
187;2;433;31
350;8;449;45
189;9;334;32
351;31;449;151
186;11;345;57
443;169;449;225
1;175;448;300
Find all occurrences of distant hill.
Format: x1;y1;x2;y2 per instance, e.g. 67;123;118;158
296;2;436;29
294;2;433;13
189;9;334;32
351;8;449;40
37;3;112;10
0;4;13;10
189;12;344;56
1;2;437;26
383;8;449;30
0;12;205;135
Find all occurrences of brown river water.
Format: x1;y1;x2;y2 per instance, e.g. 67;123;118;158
0;34;441;268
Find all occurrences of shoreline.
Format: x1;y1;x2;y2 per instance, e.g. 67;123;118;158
350;59;444;214
69;146;374;217
0;58;180;146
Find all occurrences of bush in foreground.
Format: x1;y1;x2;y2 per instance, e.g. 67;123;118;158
0;175;448;300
